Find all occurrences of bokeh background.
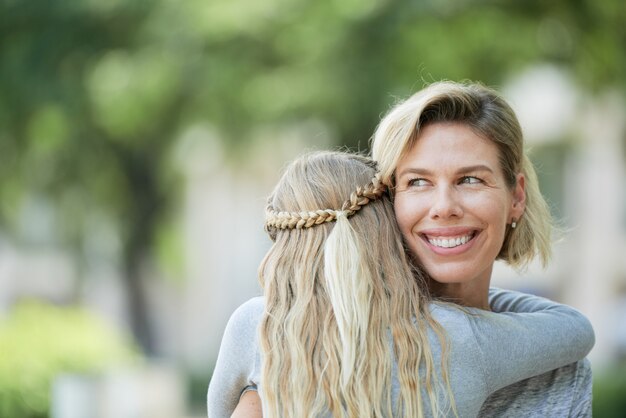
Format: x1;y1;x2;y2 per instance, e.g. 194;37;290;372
1;0;625;417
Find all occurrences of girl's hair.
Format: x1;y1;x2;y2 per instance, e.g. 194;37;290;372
260;151;453;418
371;81;553;269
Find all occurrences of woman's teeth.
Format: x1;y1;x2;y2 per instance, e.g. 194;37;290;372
427;234;473;248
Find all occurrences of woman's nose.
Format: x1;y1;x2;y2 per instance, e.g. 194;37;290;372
428;186;463;220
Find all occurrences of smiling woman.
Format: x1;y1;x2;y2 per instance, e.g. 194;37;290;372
372;80;593;417
393;122;526;309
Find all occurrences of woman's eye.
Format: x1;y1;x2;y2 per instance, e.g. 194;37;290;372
459;176;482;185
408;178;429;187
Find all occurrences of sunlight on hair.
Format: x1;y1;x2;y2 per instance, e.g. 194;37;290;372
324;214;372;388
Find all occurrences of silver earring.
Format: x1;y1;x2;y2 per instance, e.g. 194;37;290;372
511;221;517;229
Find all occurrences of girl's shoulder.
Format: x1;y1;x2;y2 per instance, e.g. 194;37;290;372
226;296;265;335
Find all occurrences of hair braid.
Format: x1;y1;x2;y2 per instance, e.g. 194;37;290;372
341;175;386;213
265;174;387;234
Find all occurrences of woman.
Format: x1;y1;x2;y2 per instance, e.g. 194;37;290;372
207;151;594;417
371;81;593;416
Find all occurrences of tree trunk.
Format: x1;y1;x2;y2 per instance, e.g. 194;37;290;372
123;243;155;355
117;148;164;356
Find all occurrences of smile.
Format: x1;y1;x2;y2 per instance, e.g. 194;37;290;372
425;232;475;248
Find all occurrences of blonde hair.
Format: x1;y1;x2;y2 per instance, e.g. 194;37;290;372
371;81;553;269
260;151;453;417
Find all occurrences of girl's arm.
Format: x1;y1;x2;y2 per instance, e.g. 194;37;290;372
488;287;576;314
207;297;264;418
231;390;263;418
468;288;594;394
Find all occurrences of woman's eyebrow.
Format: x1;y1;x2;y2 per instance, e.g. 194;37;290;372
397;165;494;178
456;164;494;175
396;167;433;178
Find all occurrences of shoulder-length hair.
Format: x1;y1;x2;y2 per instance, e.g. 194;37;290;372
371;81;553;268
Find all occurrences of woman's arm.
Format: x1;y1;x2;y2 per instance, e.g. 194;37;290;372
467;288;595;394
231;390;263;418
207;297;264;418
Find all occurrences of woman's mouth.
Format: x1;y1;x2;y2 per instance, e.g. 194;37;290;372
422;231;477;249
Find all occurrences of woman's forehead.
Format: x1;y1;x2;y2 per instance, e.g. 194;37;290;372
398;123;501;172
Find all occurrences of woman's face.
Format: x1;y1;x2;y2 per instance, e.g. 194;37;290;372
393;122;525;286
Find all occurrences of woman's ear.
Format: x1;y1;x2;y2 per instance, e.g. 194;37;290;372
511;173;526;220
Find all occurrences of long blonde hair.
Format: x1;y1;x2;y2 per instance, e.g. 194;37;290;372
260;151;452;417
371;81;553;269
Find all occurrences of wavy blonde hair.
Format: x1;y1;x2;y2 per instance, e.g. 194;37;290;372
371;81;553;269
259;151;453;417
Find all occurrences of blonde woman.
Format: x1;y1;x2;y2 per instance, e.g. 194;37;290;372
207;151;594;417
371;81;593;416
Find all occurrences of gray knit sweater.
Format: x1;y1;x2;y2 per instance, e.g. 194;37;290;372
207;288;594;417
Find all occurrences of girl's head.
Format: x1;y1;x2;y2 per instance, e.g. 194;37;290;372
371;81;553;270
264;151;388;245
259;151;450;418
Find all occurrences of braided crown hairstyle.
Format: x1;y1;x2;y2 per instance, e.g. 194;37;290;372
265;172;386;234
259;151;453;418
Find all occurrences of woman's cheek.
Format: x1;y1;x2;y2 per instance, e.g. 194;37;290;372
394;195;421;236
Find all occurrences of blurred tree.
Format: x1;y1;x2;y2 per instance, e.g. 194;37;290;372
0;0;174;354
0;0;623;353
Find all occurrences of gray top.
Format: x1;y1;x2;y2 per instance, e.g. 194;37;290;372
207;288;595;418
478;358;592;417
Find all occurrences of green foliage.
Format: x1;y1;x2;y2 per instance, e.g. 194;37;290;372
0;300;141;418
0;0;624;352
1;0;624;236
187;369;214;416
593;364;626;418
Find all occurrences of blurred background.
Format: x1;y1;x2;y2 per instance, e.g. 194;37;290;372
0;0;625;417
